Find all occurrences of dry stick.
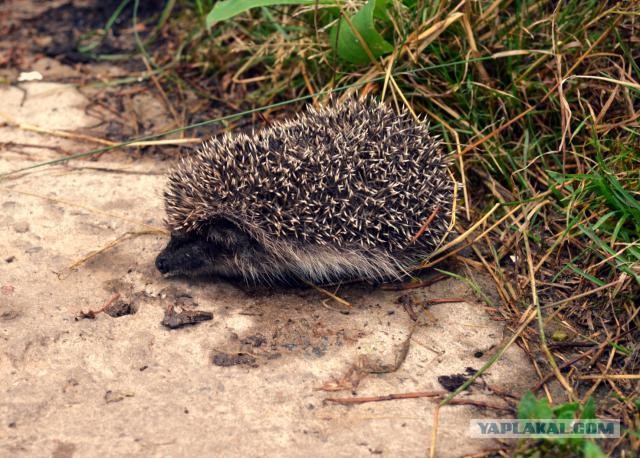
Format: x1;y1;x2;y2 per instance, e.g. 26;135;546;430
446;398;513;412
325;390;445;404
518;331;555;403
0;109;111;146
411;205;440;243
476;0;505;26
426;203;501;260
543;278;627;309
413;10;464;50
462;7;491;83
443;168;458;237
401;300;418;322
380;273;448;291
582;347;617;402
523;219;576;400
483;2;548;45
302;280;352;308
578;374;640;381
583;244;639;278
388;77;420;122
299;62;316;99
420;204;522;269
465;449;508;458
597;111;640;133
468;244;515;314
604;377;637;412
429;404;440;458
419;203;509;269
115;138;201;147
568;74;640;92
547;341;597;349
428;297;466;304
80;293;120;318
380;48;398;101
326;391;511;411
459;18;620;156
603;367;638;410
440;307;537;407
340;13;412;120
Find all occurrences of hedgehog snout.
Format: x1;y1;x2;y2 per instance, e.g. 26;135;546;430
155;253;172;275
155;246;205;277
155;233;211;277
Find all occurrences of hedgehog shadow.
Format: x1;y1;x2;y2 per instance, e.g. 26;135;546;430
173;269;460;375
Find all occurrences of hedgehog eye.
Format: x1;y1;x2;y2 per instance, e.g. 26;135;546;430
207;217;255;248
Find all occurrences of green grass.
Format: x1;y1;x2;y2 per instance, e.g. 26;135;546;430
516;393;606;457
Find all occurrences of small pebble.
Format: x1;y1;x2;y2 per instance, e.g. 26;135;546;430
13;222;29;233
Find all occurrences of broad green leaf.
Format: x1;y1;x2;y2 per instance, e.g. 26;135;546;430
329;0;394;64
206;0;329;26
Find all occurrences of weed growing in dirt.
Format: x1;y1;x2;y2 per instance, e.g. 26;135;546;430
516;392;606;457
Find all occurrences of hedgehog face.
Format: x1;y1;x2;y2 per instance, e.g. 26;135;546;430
155;232;215;278
156;219;270;281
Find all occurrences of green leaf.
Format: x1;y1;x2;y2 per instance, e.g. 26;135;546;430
583;440;605;458
206;0;328;26
517;391;538;419
610;342;632;356
566;263;606;287
581;397;596;420
518;392;555;420
329;0;394;64
554;402;579;419
534;398;554;419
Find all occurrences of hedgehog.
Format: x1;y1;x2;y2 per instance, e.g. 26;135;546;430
155;97;454;285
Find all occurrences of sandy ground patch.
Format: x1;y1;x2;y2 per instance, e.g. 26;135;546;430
0;78;535;457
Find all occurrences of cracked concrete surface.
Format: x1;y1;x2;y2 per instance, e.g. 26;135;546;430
0;76;536;457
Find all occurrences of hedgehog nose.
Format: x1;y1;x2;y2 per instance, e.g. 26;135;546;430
155;255;170;274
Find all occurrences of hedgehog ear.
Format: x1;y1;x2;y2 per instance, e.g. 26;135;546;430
206;217;254;248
